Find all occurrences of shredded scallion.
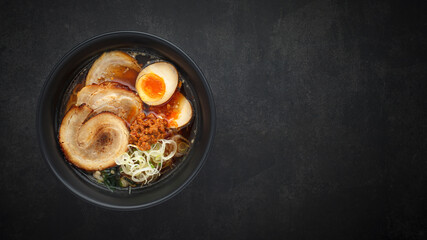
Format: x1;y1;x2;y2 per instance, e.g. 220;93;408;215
115;139;177;185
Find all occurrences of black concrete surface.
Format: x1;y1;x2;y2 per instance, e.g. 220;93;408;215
1;0;426;239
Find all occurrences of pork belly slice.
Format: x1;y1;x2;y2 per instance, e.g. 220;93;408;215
76;82;142;124
59;104;129;171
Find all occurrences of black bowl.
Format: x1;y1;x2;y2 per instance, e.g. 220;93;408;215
37;31;215;210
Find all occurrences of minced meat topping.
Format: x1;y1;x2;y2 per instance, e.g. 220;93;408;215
129;112;169;151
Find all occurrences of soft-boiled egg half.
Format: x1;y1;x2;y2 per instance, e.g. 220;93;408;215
135;62;178;106
150;92;193;128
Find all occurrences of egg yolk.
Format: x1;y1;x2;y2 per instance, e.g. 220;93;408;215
140;73;166;100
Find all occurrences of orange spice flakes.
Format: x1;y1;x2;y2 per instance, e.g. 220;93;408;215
129;112;169;151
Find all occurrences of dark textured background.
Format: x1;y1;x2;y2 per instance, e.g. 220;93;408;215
1;0;427;239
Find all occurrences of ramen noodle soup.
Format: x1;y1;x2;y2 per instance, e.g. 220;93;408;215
58;49;197;192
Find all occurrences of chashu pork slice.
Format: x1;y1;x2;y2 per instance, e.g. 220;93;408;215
76;82;142;124
59;104;129;171
86;51;141;91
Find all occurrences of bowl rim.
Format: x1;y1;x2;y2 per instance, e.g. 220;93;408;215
36;31;216;210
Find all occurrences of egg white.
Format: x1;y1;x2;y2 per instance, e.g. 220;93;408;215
174;93;193;128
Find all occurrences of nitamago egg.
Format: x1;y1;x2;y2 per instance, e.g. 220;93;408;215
149;92;193;128
135;62;178;106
